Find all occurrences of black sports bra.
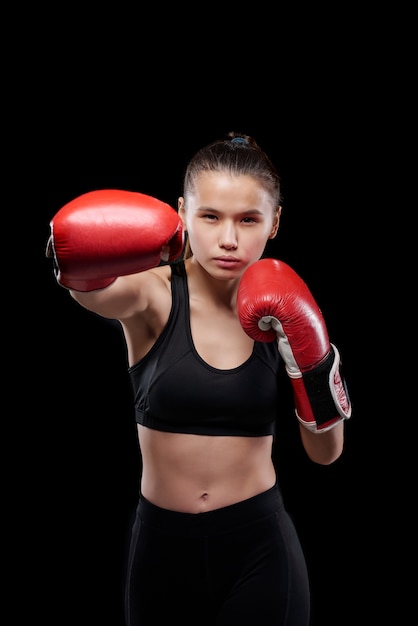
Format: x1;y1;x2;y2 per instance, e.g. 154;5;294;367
128;261;281;436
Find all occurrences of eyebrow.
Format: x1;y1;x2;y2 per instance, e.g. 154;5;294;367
196;206;265;215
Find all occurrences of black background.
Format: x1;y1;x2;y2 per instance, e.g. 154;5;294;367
11;9;395;625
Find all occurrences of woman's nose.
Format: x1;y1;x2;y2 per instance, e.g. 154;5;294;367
219;223;238;249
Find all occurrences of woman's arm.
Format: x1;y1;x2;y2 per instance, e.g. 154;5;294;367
299;420;345;465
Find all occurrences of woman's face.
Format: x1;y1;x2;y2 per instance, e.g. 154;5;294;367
179;171;280;280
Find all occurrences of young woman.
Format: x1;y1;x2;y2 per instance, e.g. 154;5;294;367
47;132;351;625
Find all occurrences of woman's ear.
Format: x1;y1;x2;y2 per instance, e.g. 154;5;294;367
178;197;186;224
269;205;282;239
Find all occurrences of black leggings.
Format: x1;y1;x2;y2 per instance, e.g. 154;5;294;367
125;484;310;625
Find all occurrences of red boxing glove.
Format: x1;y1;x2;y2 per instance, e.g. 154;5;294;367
237;258;351;433
46;189;184;291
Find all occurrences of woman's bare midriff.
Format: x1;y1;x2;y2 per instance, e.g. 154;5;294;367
137;425;277;513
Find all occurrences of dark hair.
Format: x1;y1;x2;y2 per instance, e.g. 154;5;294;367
183;131;282;207
181;132;282;259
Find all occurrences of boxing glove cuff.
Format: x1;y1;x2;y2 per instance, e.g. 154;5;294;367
290;344;352;433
